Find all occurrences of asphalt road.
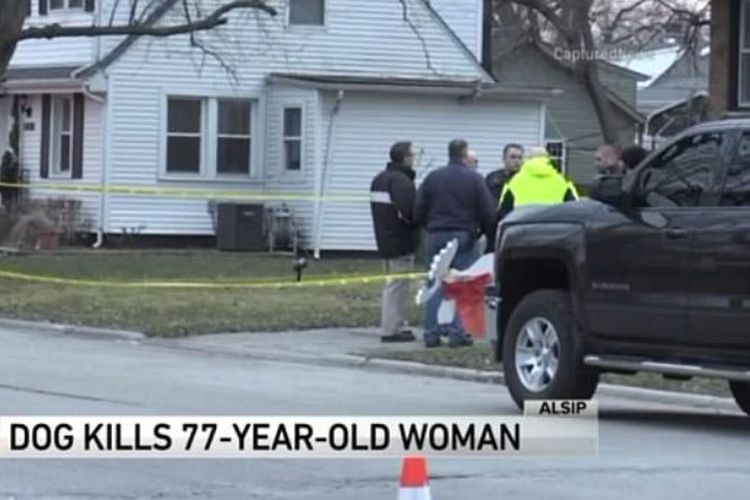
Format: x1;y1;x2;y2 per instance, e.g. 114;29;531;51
0;326;748;499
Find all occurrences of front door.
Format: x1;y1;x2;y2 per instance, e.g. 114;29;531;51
586;130;730;344
687;129;750;350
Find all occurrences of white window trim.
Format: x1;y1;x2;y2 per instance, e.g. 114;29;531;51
49;0;84;11
160;92;260;181
282;103;305;174
50;94;74;179
545;139;567;175
286;0;327;28
739;0;750;107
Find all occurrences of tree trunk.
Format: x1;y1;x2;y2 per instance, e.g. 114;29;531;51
0;1;26;77
574;0;621;147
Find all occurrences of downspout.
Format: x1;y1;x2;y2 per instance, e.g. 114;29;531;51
90;0;106;248
312;89;344;259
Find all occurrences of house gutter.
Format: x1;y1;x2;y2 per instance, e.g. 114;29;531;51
267;76;562;101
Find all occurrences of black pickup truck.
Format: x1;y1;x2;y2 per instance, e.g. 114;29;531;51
494;120;750;415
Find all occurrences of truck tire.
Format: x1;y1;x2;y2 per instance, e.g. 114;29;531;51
502;289;599;411
729;381;750;416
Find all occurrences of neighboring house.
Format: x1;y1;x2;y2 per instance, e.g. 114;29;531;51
492;42;647;185
613;45;710;148
0;0;557;254
710;0;750;117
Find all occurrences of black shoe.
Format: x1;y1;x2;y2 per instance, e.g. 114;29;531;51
424;333;441;348
448;333;474;348
381;331;416;343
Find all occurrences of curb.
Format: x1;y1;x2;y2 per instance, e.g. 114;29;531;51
152;340;738;410
1;318;737;411
0;317;145;342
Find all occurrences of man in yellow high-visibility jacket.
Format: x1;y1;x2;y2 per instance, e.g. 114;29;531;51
498;155;579;219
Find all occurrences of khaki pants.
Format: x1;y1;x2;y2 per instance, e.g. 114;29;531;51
381;254;415;336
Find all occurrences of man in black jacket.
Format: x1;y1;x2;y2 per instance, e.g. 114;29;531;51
485;144;524;202
370;142;420;343
415;139;497;348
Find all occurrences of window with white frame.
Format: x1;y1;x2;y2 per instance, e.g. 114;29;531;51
50;95;74;175
165;96;255;177
289;0;325;26
740;0;750;106
166;98;203;174
50;0;84;10
283;107;303;171
217;100;252;175
545;140;567;173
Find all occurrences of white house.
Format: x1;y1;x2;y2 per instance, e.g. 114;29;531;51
1;0;558;253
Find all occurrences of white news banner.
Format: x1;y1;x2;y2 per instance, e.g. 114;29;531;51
0;400;598;458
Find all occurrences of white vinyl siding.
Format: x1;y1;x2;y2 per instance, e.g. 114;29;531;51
11;7;94;67
428;0;484;60
99;0;488;236
315;92;542;251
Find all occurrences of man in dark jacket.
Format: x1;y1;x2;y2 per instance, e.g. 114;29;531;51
370;141;420;343
484;144;524;248
485;144;524;202
415;139;496;348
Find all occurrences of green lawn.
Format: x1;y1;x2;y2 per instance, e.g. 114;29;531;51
0;250;423;337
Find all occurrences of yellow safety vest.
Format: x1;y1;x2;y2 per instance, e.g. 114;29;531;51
500;157;577;207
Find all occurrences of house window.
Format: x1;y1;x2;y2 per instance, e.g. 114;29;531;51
283;107;303;171
289;0;325;26
165;96;255;177
50;0;84;10
50;96;74;175
166;98;203;173
739;0;750;106
545;140;567;173
217;100;252;175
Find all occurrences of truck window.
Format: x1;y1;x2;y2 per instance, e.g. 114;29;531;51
721;131;750;206
636;132;723;208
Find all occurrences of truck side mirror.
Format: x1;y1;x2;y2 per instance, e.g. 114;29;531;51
589;175;624;206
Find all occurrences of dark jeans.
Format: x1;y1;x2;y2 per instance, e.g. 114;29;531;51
424;230;479;337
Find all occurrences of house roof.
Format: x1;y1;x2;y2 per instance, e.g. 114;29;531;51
78;0;494;83
1;65;84;92
267;73;562;100
498;42;645;123
607;89;645;124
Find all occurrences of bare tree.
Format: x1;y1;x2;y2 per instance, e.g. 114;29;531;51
493;0;709;147
0;0;277;78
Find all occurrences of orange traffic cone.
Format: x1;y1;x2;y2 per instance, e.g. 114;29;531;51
398;456;432;500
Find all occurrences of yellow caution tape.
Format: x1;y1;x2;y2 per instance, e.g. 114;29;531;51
0;269;427;289
0;182;369;202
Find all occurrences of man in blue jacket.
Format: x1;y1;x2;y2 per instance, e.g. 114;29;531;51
415;139;497;348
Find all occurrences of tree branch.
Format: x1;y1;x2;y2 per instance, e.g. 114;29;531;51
19;0;276;41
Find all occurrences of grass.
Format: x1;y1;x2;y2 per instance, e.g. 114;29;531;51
0;250;423;337
368;344;732;398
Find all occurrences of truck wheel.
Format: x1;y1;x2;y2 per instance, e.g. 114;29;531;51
729;381;750;416
502;290;598;410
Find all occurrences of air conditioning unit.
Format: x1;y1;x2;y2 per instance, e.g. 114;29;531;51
216;203;265;251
